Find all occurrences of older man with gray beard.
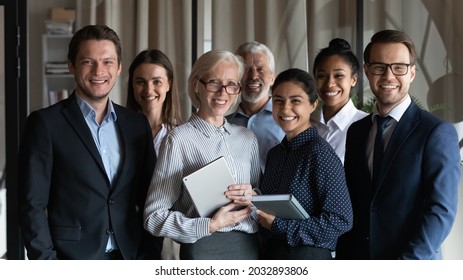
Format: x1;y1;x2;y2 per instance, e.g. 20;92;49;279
227;41;285;173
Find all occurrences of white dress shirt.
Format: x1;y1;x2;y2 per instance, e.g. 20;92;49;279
317;99;368;164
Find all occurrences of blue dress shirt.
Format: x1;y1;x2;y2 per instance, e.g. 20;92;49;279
76;94;122;251
227;98;285;172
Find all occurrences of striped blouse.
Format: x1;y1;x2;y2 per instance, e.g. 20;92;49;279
143;113;261;243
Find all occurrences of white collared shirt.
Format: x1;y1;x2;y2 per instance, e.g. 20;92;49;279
317;99;368;164
153;123;168;156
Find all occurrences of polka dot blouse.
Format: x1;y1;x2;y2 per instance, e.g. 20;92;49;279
259;127;353;251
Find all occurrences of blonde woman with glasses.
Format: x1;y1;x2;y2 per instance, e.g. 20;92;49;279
143;50;261;260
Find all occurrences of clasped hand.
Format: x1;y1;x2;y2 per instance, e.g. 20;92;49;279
227;184;275;230
225;183;254;205
208;184;254;233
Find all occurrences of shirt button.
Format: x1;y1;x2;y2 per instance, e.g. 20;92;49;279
106;229;113;235
109;199;114;204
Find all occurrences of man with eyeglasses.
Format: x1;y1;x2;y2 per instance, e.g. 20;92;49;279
227;42;285;173
336;29;460;260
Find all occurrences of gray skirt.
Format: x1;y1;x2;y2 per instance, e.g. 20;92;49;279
262;238;333;260
180;231;259;260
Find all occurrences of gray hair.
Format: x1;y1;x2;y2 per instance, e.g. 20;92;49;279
235;41;275;73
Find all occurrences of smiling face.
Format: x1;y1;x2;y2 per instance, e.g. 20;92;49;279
365;42;416;114
68;39;122;103
240;51;275;104
315;55;357;111
196;60;240;126
132;63;170;114
272;81;317;140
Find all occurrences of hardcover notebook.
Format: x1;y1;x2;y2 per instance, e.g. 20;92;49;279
182;156;236;217
252;194;309;219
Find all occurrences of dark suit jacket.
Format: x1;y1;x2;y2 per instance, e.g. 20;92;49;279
337;101;460;260
18;93;156;260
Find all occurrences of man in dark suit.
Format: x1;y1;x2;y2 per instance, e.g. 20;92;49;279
336;30;461;259
18;25;158;259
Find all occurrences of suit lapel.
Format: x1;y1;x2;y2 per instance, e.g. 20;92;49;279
357;116;375;185
61;93;108;178
376;102;421;191
345;115;373;191
110;105;129;194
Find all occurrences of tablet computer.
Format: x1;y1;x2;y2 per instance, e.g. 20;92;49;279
182;156;236;217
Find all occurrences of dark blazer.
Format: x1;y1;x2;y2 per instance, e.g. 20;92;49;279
337;101;460;260
18;93;156;260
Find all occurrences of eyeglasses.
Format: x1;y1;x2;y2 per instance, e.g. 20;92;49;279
199;79;241;95
367;62;411;76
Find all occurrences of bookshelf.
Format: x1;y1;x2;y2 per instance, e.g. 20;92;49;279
42;34;74;106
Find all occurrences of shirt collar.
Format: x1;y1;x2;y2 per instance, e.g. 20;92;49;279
189;113;231;137
319;99;359;131
281;127;317;150
372;94;411;123
234;96;273;117
261;97;273;113
76;93;117;122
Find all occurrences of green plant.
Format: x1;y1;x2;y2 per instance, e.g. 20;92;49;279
351;94;375;113
409;95;453;114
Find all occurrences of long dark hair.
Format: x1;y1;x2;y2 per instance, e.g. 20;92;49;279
126;49;182;129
